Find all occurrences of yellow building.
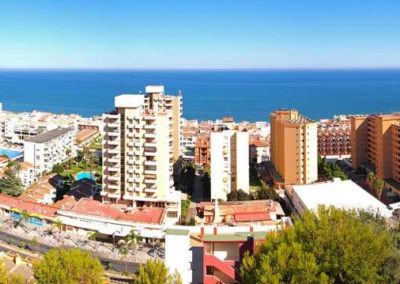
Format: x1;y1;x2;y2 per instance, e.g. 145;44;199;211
270;109;318;185
351;114;400;181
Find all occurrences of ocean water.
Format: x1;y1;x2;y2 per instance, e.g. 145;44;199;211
0;70;399;121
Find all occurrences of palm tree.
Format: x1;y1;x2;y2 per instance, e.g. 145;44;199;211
126;230;141;252
18;210;30;233
88;231;99;251
119;245;129;274
52;219;64;241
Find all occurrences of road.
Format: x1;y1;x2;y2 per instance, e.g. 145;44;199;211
0;230;139;273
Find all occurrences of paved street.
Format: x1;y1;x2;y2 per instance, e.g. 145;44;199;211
0;217;165;273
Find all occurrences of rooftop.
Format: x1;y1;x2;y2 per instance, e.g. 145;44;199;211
60;198;165;224
26;127;73;143
292;179;392;218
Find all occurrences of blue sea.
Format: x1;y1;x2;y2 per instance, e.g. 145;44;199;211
0;69;400;121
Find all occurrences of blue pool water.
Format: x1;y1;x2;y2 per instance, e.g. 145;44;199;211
0;148;23;159
75;171;95;181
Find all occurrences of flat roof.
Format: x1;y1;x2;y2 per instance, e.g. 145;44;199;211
27;127;73;143
292;180;392;218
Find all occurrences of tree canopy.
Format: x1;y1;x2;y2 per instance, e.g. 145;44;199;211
0;260;27;284
318;157;348;181
0;169;24;197
33;248;106;284
240;207;400;284
133;259;181;284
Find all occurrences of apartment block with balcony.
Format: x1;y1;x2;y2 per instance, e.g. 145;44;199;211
317;118;351;158
351;114;400;190
102;94;180;221
270;109;318;185
23;127;75;177
210;131;249;201
194;135;210;166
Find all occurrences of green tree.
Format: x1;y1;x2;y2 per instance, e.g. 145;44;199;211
227;189;251;201
0;260;27;284
240;207;400;284
0;169;24;197
33;248;106;284
178;163;195;195
374;178;385;199
133;259;182;284
52;163;64;174
119;245;129;274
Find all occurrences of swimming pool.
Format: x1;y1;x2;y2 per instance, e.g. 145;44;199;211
75;171;95;181
0;148;23;159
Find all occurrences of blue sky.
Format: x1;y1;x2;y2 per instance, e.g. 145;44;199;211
1;0;399;69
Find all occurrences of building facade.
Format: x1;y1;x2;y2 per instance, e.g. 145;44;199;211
23;127;75;176
270;110;318;185
351;114;400;184
210;131;249;201
194;135;210;166
317;118;351;158
102;88;182;218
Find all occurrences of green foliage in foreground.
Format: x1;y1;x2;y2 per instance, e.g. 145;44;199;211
33;248;106;284
133;259;182;284
240;207;400;284
0;260;27;284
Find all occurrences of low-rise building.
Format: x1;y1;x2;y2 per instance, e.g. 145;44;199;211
289;179;392;218
23;127;75;177
249;137;269;165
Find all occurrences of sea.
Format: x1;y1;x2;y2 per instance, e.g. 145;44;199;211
0;69;400;122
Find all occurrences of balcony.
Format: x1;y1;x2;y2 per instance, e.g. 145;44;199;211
107;123;119;128
144;179;156;184
145;142;156;148
107;166;119;172
144;151;156;157
107;132;119;137
204;254;237;284
145;188;157;193
144;169;157;175
108;157;120;163
107;175;120;182
144;160;157;166
144;124;156;129
106;184;119;190
144;133;156;140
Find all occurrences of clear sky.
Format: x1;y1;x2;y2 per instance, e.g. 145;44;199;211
1;0;400;69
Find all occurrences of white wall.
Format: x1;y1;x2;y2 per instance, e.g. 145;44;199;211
165;232;192;284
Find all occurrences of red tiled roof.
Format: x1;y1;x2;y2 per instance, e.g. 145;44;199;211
0;194;57;218
234;212;271;222
62;198;165;224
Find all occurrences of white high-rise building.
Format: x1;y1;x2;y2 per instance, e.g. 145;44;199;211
210;130;249;201
102;87;182;221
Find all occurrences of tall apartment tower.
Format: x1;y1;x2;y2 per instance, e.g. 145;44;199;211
351;114;400;181
270;109;318;185
102;87;181;206
210;130;249;201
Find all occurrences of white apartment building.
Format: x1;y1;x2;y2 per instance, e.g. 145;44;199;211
102;91;181;219
23;127;75;176
18;162;35;189
210;131;249;201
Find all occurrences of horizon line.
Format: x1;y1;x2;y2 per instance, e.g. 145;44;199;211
1;66;400;72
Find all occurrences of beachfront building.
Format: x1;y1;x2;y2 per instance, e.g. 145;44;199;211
270;109;318;185
23;127;75;177
210;130;249;201
102;91;181;221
